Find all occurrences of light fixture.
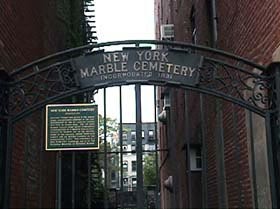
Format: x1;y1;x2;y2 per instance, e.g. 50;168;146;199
158;109;167;123
163;176;173;192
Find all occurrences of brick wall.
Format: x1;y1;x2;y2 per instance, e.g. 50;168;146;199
216;0;280;65
0;1;71;208
156;0;279;208
0;0;68;71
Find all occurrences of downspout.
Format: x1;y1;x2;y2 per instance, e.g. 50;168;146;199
210;0;218;48
210;1;229;208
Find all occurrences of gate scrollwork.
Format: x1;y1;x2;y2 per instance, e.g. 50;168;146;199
199;58;273;112
8;61;79;119
1;40;277;120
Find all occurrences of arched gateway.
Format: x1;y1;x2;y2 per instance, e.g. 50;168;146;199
1;40;280;208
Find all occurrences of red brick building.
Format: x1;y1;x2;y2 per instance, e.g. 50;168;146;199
155;0;280;208
0;1;95;208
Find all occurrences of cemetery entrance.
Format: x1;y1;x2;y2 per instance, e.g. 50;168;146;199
1;40;280;208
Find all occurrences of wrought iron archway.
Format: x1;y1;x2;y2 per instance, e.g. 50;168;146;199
0;40;276;120
1;40;280;209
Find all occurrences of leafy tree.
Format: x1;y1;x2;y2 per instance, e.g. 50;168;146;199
97;114;120;187
143;154;157;186
98;114;118;139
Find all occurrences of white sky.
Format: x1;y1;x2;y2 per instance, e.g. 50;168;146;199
94;0;156;123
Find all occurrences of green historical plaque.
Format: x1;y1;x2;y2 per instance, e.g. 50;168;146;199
45;103;99;151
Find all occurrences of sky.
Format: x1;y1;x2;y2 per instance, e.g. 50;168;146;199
94;0;156;123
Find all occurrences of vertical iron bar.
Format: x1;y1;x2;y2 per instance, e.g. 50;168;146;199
216;100;227;208
39;109;44;208
265;113;277;208
23;122;28;209
71;96;76;209
154;86;160;209
56;151;62;209
232;104;243;208
135;84;144;209
199;94;208;208
3;118;13;209
87;152;91;209
86;92;91;209
0;125;2;208
248;111;258;208
273;64;280;208
0;70;10;209
71;152;75;209
119;86;124;208
185;91;192;208
104;88;108;209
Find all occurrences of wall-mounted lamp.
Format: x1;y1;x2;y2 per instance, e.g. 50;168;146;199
163;92;170;109
158;89;170;124
158;109;167;123
163;175;173;193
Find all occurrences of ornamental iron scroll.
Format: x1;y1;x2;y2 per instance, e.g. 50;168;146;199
2;40;277;121
199;58;273;113
8;61;79;120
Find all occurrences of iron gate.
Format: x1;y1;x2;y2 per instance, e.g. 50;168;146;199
1;40;280;208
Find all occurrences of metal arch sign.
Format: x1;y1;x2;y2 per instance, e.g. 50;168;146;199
72;49;203;87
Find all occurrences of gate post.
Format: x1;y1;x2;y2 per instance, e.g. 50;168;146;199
267;62;280;208
0;69;11;209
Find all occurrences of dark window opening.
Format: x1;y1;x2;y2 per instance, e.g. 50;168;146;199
190;146;202;171
111;172;116;181
131;131;136;141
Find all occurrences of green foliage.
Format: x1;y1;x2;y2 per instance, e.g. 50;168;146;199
143;154;157;186
56;0;86;48
98;114;118;138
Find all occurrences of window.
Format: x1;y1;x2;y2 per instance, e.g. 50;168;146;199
142;145;146;151
131;131;136;141
142;130;145;139
148;130;154;140
190;147;202;171
132;177;137;187
149;144;155;151
123;178;128;185
123;161;128;171
123;132;127;140
131;144;136;151
111;172;116;181
131;177;137;191
111;157;115;164
132;161;136;172
122;132;127;145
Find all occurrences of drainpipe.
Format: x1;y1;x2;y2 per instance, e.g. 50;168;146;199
210;0;218;48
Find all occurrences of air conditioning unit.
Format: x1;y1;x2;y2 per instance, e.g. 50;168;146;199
160;24;174;39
